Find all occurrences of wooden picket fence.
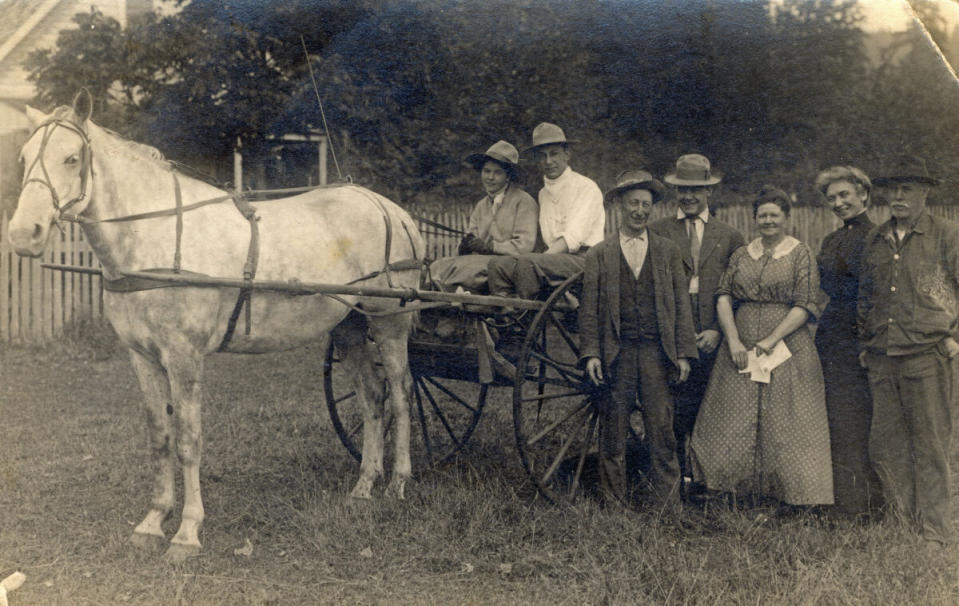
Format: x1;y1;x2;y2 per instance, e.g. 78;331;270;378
3;202;959;343
0;213;102;343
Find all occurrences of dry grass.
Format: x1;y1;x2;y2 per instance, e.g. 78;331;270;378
1;325;957;605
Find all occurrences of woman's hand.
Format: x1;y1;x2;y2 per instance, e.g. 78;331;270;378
728;337;748;370
586;357;604;385
754;336;780;357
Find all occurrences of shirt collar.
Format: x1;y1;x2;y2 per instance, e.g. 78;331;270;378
879;210;931;239
746;235;800;260
543;166;572;187
843;210;870;228
620;229;647;245
676;207;710;223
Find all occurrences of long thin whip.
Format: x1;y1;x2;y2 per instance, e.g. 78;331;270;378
300;35;345;182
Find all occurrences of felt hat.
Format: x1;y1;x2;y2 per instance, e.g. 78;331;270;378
465;140;522;180
872;154;939;187
524;122;578;153
664;153;722;186
604;169;665;204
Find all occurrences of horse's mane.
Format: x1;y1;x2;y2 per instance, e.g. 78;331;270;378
52;106;172;172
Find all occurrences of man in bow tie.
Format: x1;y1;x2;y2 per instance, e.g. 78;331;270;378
579;169;697;509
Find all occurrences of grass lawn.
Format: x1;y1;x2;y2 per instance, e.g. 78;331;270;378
0;322;957;605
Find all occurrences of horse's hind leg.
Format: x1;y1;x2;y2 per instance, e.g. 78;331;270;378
128;349;175;551
332;316;388;499
368;314;414;500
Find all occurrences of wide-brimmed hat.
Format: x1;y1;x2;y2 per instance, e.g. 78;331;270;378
524;122;578;153
664;154;722;186
465;140;522;179
872;154;939;187
604;169;665;204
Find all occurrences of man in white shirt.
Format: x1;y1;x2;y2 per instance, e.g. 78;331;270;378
487;122;605;300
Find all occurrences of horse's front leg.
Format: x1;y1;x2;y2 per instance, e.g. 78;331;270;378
369;316;414;500
164;353;206;562
128;350;175;551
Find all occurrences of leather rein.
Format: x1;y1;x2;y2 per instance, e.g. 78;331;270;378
22;117;424;349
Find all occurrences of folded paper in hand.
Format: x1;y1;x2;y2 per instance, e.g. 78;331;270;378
738;341;791;383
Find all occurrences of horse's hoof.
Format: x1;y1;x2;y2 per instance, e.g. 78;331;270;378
385;478;407;500
350;478;375;500
163;542;201;564
130;531;166;552
350;487;373;500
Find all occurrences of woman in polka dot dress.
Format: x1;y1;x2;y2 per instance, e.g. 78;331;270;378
689;186;833;507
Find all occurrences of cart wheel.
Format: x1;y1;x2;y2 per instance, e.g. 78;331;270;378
325;343;488;467
512;272;603;503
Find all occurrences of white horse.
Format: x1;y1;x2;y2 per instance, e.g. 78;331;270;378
9;105;425;561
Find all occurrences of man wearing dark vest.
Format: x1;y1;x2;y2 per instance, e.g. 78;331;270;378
649;154;745;492
579;170;698;509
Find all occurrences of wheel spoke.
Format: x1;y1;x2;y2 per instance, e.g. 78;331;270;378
418;376;463;448
525;397;592;447
331;390;356;406
422;375;478;414
539;406;591;486
569;408;599;496
545;311;580;357
413;377;435;461
518;389;591;403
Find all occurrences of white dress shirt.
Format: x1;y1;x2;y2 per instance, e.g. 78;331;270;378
619;230;648;279
539;167;605;252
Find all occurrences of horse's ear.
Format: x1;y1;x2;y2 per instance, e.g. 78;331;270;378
72;88;93;124
24;106;48;127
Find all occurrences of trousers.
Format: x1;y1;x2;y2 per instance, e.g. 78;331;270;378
866;348;954;543
601;340;681;510
487;252;586;299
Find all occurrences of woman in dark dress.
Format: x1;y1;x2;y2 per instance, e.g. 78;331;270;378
814;166;881;519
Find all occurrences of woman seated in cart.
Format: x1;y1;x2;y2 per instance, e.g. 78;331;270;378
429;140;539;293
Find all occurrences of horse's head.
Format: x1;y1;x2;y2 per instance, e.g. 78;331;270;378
9;105;94;257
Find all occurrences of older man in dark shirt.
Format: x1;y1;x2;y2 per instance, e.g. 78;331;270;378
858;155;959;546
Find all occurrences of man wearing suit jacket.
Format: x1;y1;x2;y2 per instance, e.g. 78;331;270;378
580;170;698;509
649;154;746;491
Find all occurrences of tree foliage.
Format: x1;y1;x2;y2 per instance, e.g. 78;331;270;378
23;0;959;206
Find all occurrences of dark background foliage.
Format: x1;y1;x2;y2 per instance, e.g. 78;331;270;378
23;0;959;208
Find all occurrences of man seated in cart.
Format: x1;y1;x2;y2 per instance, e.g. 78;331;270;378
579;169;698;509
486;122;605;301
429;140;538;293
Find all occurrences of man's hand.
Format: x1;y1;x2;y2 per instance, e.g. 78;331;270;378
473;238;494;255
457;234;475;256
545;238;570;255
942;336;959;359
586;357;604;385
675;358;691;384
696;329;721;354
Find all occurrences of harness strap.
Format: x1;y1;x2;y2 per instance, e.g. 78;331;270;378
217;194;260;351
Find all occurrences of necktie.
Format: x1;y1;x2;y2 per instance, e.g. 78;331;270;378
687;217;701;274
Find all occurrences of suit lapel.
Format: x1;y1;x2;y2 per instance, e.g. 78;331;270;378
604;240;621;338
699;219;721;265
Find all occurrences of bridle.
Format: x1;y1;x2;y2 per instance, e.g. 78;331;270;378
21;117;93;224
